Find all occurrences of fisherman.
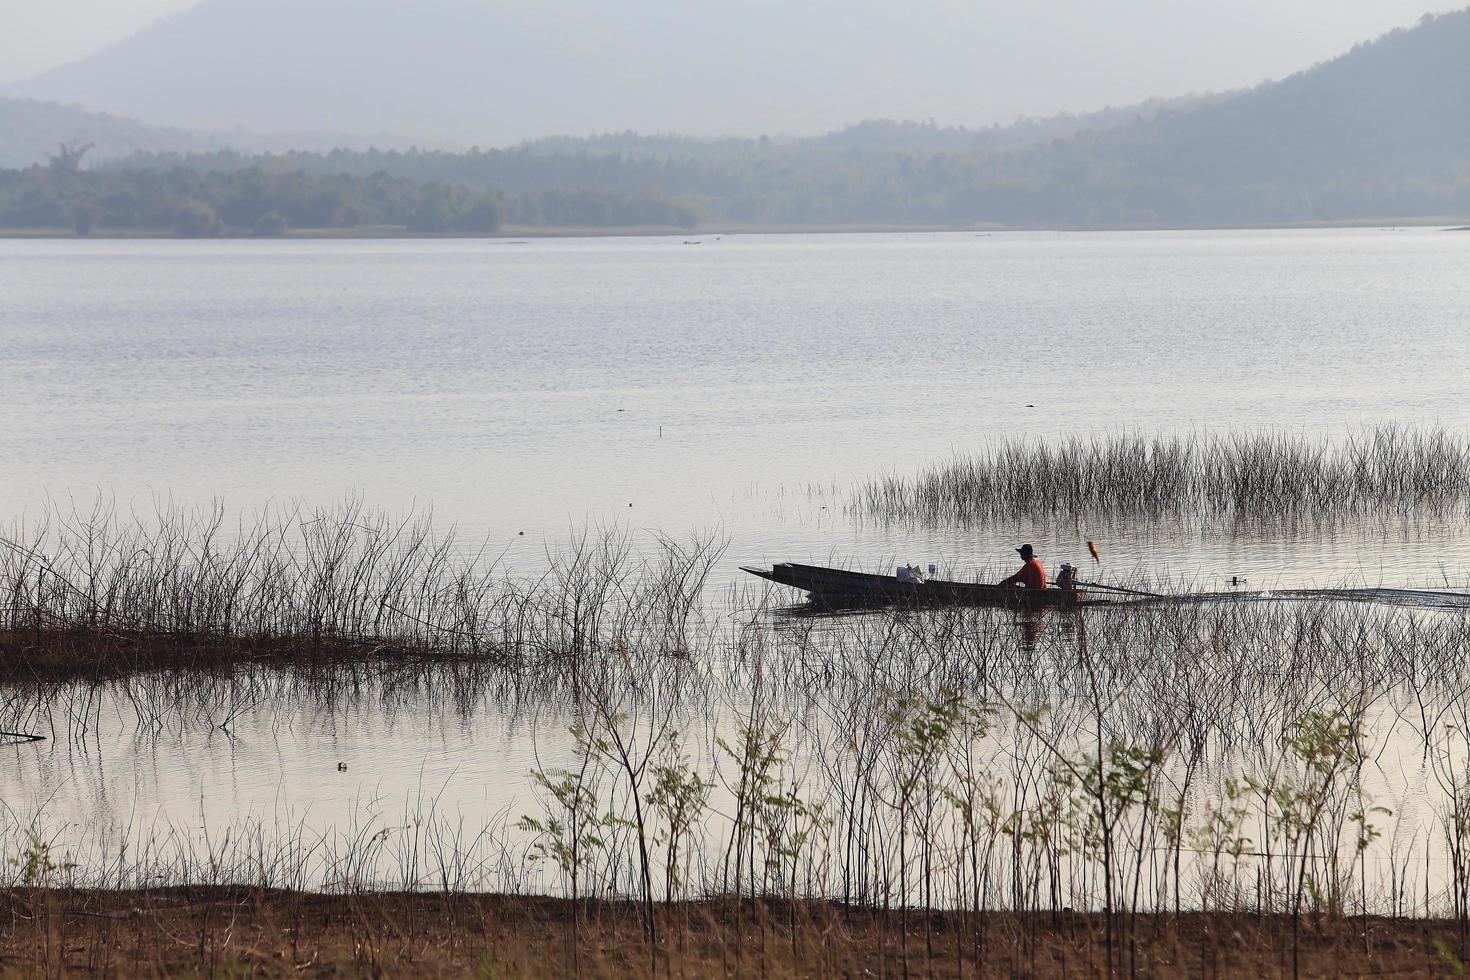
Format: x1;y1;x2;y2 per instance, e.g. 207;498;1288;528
998;543;1047;590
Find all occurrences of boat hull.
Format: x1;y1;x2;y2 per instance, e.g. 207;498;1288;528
741;562;1085;609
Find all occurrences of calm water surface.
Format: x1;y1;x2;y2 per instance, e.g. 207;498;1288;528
5;229;1470;581
4;228;1470;885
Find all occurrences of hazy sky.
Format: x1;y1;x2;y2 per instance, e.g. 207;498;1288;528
2;0;1463;133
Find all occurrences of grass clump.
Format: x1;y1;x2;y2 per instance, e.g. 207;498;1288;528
856;425;1470;524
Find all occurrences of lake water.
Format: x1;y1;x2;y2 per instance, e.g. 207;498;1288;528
5;228;1470;900
5;229;1470;585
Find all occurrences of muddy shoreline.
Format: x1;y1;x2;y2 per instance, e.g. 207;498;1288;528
3;887;1467;977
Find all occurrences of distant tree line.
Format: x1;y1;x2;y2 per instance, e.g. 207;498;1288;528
0;152;702;236
91;120;1470;229
4;137;1469;236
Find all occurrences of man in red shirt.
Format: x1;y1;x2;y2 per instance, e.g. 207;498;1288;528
999;544;1047;590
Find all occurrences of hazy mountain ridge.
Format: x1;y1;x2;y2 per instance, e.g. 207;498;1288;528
0;96;465;169
5;0;1309;149
0;99;1204;175
0;98;224;168
6;0;993;143
4;10;1468;231
1096;11;1470;183
512;94;1229;159
991;9;1470;222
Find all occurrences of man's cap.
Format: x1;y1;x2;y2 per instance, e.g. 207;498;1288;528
1016;544;1034;559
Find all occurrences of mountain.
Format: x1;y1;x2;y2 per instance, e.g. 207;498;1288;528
1086;11;1470;184
0;96;463;169
0;98;223;168
1000;10;1470;222
0;90;1214;174
1;0;973;143
0;0;1300;147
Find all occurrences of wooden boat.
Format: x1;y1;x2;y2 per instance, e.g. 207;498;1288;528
740;562;1087;609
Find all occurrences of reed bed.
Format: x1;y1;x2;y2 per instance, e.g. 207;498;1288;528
0;497;724;678
854;425;1470;524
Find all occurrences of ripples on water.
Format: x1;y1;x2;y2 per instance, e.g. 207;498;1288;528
4;228;1470;574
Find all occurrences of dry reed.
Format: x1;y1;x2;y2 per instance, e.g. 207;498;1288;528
855;425;1470;525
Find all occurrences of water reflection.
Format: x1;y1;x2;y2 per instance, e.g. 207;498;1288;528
1016;608;1048;651
6;592;1470;906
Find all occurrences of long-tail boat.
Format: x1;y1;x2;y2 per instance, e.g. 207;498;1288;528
741;562;1090;609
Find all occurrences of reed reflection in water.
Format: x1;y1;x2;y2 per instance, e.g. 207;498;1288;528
8;586;1470;931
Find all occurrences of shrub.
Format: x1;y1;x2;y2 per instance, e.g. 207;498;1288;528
251;211;289;236
173;200;222;237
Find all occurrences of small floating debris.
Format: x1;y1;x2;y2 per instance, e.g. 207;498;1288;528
337;762;348;771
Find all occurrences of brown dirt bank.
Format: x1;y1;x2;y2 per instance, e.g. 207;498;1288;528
3;887;1468;977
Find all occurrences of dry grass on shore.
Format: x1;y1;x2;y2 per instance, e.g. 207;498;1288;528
4;888;1469;978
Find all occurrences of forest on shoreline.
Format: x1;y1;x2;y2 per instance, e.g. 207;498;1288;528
0;146;701;237
4;135;1465;238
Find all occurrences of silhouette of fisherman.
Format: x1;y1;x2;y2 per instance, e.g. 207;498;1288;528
998;543;1046;590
